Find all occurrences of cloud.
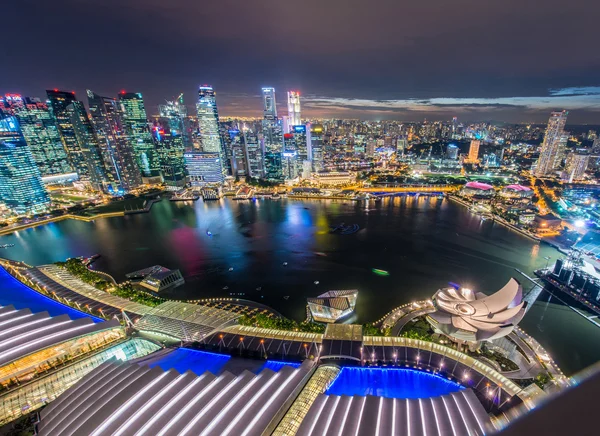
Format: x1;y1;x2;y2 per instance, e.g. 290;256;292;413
549;87;600;96
301;89;600;117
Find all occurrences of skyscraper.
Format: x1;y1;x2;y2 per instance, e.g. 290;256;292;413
6;95;72;177
118;92;162;183
68;100;108;189
262;87;277;120
565;153;589;182
467;140;480;162
287;91;301;128
196;86;226;177
242;127;263;178
0;115;50;215
155;97;188;188
46;89;106;189
87;90;141;192
310;124;324;172
535;111;568;177
261;88;283;182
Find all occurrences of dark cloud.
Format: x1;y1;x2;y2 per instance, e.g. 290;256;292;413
1;0;599;122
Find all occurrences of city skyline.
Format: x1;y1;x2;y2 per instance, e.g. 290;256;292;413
3;1;600;123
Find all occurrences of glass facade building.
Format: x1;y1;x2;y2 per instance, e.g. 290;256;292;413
46;90;105;189
156;98;189;188
261;88;283;182
118;92;161;182
87;90;141;193
196;86;226;176
184;151;225;187
0;115;50;215
5;95;73;177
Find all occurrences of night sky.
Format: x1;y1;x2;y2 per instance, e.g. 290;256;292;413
3;0;599;122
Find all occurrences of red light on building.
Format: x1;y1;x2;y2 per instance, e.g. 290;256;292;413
284;133;293;139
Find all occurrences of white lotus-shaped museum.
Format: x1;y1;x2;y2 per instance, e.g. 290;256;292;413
426;278;526;343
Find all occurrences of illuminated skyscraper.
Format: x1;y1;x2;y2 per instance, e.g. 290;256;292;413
282;133;298;180
155;97;188;188
262;87;277;120
310;124;324;172
5;95;72;177
0;115;50;215
535;111;568;177
196;86;226;177
467;140;480;163
118;92;161;183
565;153;589;182
242;127;263;178
287;91;301;128
87;90;141;193
261;87;283;182
46;89;106;189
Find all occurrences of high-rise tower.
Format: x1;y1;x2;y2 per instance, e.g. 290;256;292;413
196;86;226;178
535;111;568;177
5;95;72;177
262;87;277;120
261;87;283;182
87;90;141;192
46;90;106;189
118;92;161;183
287;91;301;128
0;115;50;215
156;96;188;188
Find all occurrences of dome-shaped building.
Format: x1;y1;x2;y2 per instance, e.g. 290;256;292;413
501;184;534;199
461;181;495;197
426;278;526;344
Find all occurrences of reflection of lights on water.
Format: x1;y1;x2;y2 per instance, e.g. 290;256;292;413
531;244;539;257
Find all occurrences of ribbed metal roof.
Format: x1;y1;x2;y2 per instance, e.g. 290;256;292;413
0;304;120;368
297;389;491;436
38;358;314;436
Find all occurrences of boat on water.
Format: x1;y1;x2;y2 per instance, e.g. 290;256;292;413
314;280;320;285
228;267;234;271
0;244;15;249
372;268;390;276
282;262;288;266
223;286;229;290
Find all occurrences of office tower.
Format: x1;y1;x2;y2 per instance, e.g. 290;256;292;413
6;95;72;177
218;122;234;176
261;87;283;182
242;127;263;178
293;124;311;161
467;140;480;162
225;128;245;177
0;115;50;215
156;98;188;188
282;132;298;180
68;101;108;189
282;115;290;135
287;91;301;127
262;87;277;120
446;144;459;160
184;151;224;186
87;90;141;193
565;153;589;182
535;110;568;176
196;86;226;177
310;124;324;172
46;89;106;189
118;92;161;183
